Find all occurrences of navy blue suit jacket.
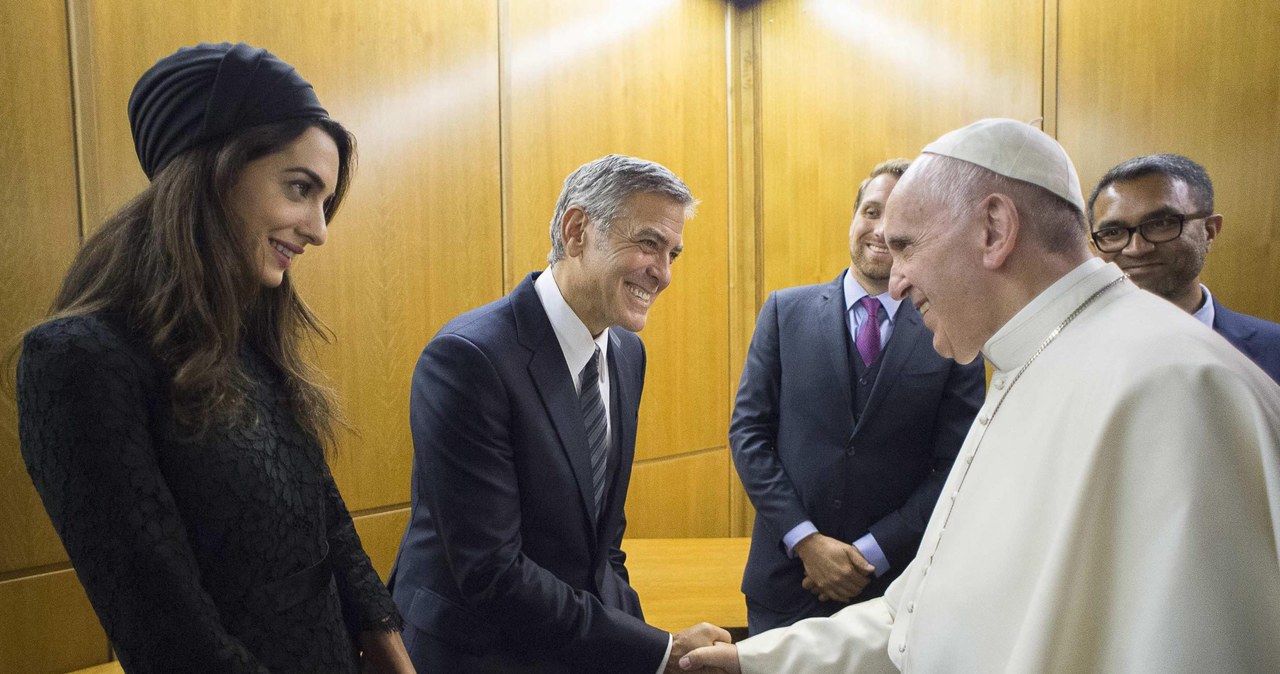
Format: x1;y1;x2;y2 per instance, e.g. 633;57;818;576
388;273;667;673
731;272;985;617
1213;297;1280;384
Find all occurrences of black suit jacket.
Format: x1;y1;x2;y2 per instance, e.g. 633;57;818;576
388;273;668;673
731;271;985;616
1213;296;1280;384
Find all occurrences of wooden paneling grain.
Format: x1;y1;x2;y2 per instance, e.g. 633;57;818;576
1058;0;1280;322
352;507;410;582
0;569;109;674
504;0;732;466
0;0;82;575
67;0;504;513
727;4;762;537
626;449;731;538
757;0;1044;294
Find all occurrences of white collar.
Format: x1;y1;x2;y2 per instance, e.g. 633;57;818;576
535;268;610;384
983;258;1122;371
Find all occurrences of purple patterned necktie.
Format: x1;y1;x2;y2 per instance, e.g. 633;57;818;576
856;296;882;366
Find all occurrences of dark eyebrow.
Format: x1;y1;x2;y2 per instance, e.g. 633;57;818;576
1095;206;1180;230
284;167;327;192
861;200;886;209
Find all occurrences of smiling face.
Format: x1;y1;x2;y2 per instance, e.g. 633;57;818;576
1090;173;1218;311
885;164;990;364
226;126;340;288
849;173;899;294
558;191;687;335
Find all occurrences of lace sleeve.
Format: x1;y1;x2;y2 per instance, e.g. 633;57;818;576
322;465;403;634
17;317;269;673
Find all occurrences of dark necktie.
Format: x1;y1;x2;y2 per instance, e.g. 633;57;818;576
856;296;883;366
578;347;609;516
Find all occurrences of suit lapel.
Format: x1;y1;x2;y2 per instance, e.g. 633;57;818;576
820;274;856;424
598;331;636;541
513;274;599;530
856;300;924;431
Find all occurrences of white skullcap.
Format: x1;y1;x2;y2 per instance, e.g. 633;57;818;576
921;118;1085;213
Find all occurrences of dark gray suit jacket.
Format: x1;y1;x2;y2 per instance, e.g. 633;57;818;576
388;272;667;673
731;271;985;618
1213;296;1280;384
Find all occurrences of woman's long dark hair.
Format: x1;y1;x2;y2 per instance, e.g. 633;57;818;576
41;117;356;452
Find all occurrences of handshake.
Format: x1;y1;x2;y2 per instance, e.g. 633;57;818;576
668;623;739;673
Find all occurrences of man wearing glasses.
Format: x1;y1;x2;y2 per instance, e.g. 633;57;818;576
1088;153;1280;382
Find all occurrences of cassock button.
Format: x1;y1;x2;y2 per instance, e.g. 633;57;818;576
978;415;990;425
832;499;843;509
846;446;855;457
907;602;915;613
899;643;907;653
992;378;1005;390
964;455;973;465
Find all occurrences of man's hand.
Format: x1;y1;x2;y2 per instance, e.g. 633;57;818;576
666;623;733;674
794;532;874;604
678;642;740;673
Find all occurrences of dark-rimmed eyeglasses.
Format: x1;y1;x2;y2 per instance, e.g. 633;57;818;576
1090;212;1210;253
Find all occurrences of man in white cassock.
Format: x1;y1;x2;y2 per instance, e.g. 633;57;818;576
679;118;1280;673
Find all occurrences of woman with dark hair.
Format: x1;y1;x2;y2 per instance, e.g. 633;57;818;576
16;43;413;673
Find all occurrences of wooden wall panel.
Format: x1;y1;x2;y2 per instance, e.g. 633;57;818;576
0;570;108;674
1057;0;1280;322
756;0;1044;294
352;508;411;581
504;0;732;468
67;0;504;514
0;0;84;574
626;450;732;538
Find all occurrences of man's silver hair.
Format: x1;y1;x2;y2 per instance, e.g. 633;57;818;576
547;154;697;265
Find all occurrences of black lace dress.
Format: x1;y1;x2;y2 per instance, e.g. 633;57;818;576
17;313;402;673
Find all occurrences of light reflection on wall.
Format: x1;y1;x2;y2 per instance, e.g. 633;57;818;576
510;0;680;85
339;0;680;163
803;0;1028;100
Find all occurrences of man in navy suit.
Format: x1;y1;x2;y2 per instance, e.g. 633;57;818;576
1089;154;1280;383
389;155;729;673
730;159;986;634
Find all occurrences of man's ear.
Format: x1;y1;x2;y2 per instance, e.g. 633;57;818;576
980;192;1019;269
561;206;589;258
1203;213;1223;250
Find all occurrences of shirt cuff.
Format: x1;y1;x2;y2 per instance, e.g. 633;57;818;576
782;521;819;558
655;634;673;674
853;532;890;578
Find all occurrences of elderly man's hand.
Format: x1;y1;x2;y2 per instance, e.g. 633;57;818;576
678;642;740;673
664;623;733;674
795;533;874;603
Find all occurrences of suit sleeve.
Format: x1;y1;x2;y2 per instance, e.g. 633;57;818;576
16;321;268;673
867;356;984;569
607;338;645;616
411;333;667;673
730;293;812;543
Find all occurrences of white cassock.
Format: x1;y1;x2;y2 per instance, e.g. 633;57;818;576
737;258;1280;673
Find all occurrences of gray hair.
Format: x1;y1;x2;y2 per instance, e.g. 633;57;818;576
547;154;697;264
921;155;1087;255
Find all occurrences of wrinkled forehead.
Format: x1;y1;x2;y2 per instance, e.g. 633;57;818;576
883;158;943;232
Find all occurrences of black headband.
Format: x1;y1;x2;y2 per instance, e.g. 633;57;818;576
128;42;329;180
